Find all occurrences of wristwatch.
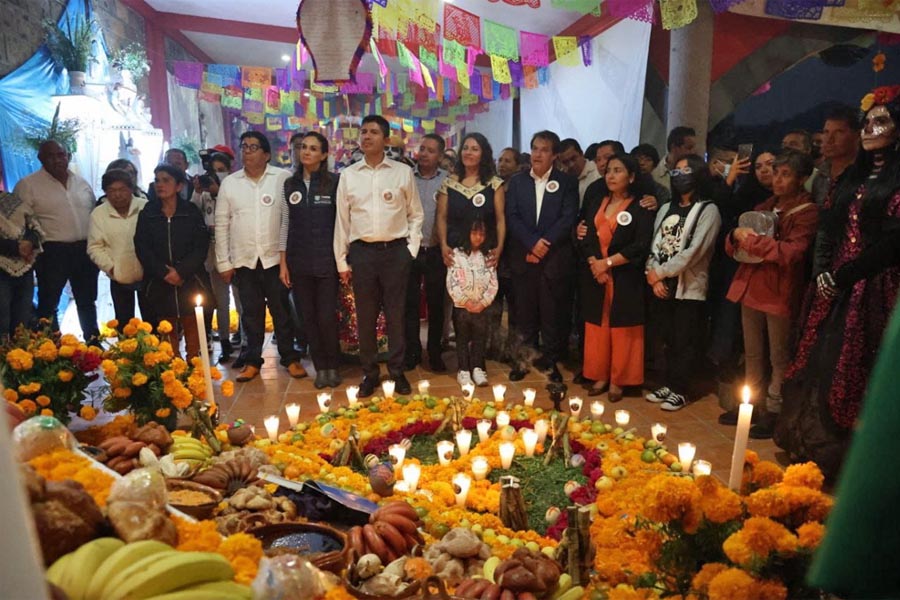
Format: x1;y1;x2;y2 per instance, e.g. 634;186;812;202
606;258;613;268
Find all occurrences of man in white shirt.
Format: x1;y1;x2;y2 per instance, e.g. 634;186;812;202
215;131;305;383
559;139;601;208
14;140;99;342
334;115;425;398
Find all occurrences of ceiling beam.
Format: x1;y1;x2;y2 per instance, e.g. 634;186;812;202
120;0;217;62
155;12;299;44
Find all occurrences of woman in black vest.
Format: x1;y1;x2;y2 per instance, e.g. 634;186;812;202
279;132;341;389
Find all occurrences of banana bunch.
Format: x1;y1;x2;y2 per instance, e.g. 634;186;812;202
169;435;214;472
349;501;425;564
46;538;251;600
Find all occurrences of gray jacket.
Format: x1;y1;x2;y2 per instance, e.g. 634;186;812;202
646;200;721;301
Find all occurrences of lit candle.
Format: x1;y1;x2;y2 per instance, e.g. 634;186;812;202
388;444;406;470
317;392;332;413
453;473;471;507
569;396;583;418
418;379;430;395
534;419;549;444
693;460;712;476
285;403;300;427
523;388;536;407
436;440;455;466
477;419;492;442
496;411;510;428
193;296;216;406
492;384;507;404
615;410;630;426
591;400;605;419
499;441;516;469
455;429;472;457
382;379;395;399
678;442;696;472
346;385;360;407
651;422;667;443
264;415;280;441
402;463;421;493
728;385;754;491
462;382;475;400
522;429;539;457
471;456;489;480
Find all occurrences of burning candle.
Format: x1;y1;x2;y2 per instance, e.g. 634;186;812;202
590;400;605;419
285;403;300;427
499;441;516;469
317;392;332;413
193;296;216;407
728;385;754;491
534;419;549;444
523;388;536;407
477;419;492;442
436;440;455;466
615;410;630;426
462;382;475;400
417;379;430;395
496;411;510;428
453;473;471;507
471;456;489;480
346;385;360;407
402;463;421;493
388;444;406;470
651;422;667;443
522;429;539;457
263;415;279;441
455;429;472;457
382;379;395;399
693;460;712;476
492;384;507;404
569;396;583;418
678;442;696;472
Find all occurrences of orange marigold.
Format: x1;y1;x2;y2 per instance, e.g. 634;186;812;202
696;476;743;523
723;517;797;567
218;533;263;585
41;408;53;416
122;324;138;336
132;372;148;386
157;320;173;334
753;579;788;600
137;321;153;333
781;462;824;491
155;407;172;418
607;585;656;600
119;339;139;354
36;395;51;407
59;334;80;347
57;370;74;382
18;382;41;395
80;405;97;421
750;461;784;488
58;345;75;358
18;399;37;415
641;474;703;533
35;340;58;361
221;380;235;397
707;569;758;600
3;388;18;402
6;348;33;371
797;521;825;549
691;562;729;594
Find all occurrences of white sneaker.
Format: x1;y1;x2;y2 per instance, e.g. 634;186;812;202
457;370;473;386
472;368;489;387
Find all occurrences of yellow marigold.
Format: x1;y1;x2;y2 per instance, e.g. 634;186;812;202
40;408;53;416
106;319;119;329
157;320;173;334
18;399;37;415
59;334;80;347
161;370;177;383
171;357;188;376
122;324;138;336
607;585;656;600
696;475;743;523
217;533;263;585
113;387;133;399
58;345;75;358
80;405;97;421
210;366;222;381
36;395;51;407
35;340;58;361
797;521;825;550
641;474;703;533
131;372;148;386
190;356;202;368
173;516;221;552
86;345;102;357
707;569;758;600
750;461;784;488
221;380;235;397
723;517;797;567
781;462;824;491
753;579;788;600
744;449;760;466
155;407;172;418
691;562;729;594
861;93;875;112
158;341;175;357
119;339;139;354
57;370;74;382
144;351;165;368
6;348;34;371
3;389;18;402
144;334;159;347
18;382;41;395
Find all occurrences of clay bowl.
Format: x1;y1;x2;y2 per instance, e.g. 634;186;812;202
248;522;349;575
165;479;222;520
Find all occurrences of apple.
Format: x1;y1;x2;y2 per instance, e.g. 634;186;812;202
542;546;555;558
610;466;628;480
345;410;357;419
604;424;613;432
483;406;498;419
291;433;305;444
613;427;624;435
425;397;438;409
316;415;330;425
406;417;417;424
596;442;609;451
594;476;614;490
591;422;605;434
644;439;659;449
396;397;410;405
535;408;544;414
510;539;525;548
641;449;657;463
369;405;381;413
670;462;683;472
442;397;451;405
525;541;540;553
471;524;484;536
321;423;335;436
496;534;511;545
380;423;393;433
337;407;346;415
580;432;594;442
655;448;668;458
624;433;635;441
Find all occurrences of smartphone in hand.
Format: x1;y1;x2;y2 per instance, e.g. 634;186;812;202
737;143;754;161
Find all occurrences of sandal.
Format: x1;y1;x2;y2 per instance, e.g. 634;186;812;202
588;381;609;397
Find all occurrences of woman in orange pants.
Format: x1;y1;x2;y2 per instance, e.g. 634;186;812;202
577;154;654;401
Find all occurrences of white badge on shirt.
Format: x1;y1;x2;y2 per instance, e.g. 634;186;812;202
382;190;394;202
261;194;274;207
472;193;486;207
289;191;302;205
617;211;633;226
546;180;559;193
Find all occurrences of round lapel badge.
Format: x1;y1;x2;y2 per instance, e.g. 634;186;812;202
617;211;633;226
472;193;486;207
546;180;560;193
260;194;274;207
289;191;302;205
382;190;394;202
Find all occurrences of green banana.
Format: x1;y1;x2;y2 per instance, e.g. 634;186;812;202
177;580;253;598
105;551;234;600
85;541;175;600
551;574;573;600
59;537;125;600
554;585;584;600
46;551;73;588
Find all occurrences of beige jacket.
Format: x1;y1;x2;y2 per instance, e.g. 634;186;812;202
87;197;147;284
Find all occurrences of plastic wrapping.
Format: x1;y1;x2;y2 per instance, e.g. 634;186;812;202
251;555;339;600
12;416;76;462
108;467;167;507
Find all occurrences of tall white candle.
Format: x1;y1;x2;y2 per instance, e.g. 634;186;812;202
462;382;475;400
418;379;430;395
492;384;507;404
346;385;360;407
534;419;549;444
388;444;406;470
402;463;421;493
471;456;489;480
193;296;216;406
382;379;396;399
728;385;754;491
651;422;667;442
569;396;583;418
477;419;492;442
523;388;536;407
436;440;455;466
693;460;712;476
455;429;472;457
590;400;605;419
317;392;332;413
499;441;516;469
522;429;539;457
615;410;630;426
264;415;280;441
453;473;471;507
496;411;510;428
678;442;696;472
285;403;300;427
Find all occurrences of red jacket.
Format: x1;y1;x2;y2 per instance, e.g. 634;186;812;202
725;192;819;318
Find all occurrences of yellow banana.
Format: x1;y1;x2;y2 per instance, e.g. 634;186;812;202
85;541;175;600
59;537;125;600
554;585;584;600
172;448;212;461
106;551;234;600
483;556;501;583
178;580;253;599
46;551;73;588
144;592;245;600
551;574;573;600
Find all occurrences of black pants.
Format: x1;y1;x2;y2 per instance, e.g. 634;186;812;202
659;298;705;397
405;246;446;361
454;307;488;371
109;279;149;326
512;263;572;364
291;273;340;370
233;262;300;368
487;274;516;358
35;241;99;341
0;269;34;338
349;240;411;378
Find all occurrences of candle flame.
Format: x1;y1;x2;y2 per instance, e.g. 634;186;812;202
195;294;203;306
741;385;751;404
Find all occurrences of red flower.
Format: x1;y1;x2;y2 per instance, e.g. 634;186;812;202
72;349;101;372
872;85;900;105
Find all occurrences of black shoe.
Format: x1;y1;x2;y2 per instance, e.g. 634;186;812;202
718;408;761;426
217;341;233;364
548;366;563;383
326;369;343;388
314;370;330;389
232;355;246;370
230;332;242;345
428;355;447;372
533;356;553;371
359;375;379;398
749;413;777;439
572;371;590;385
392;373;412;395
403;354;420;371
509;368;527;382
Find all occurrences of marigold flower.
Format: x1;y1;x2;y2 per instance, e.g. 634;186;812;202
696;476;743;523
641;474;703;532
36;395;51;407
6;348;34;371
691;562;729;594
122;324;138;336
80;405;97;421
781;462;824;491
750;461;783;488
119;339;139;354
18;399;37;415
3;389;18;402
171;357;188;376
157;320;173;334
138;321;153;333
861;93;875;112
221;380;235;397
707;569;758;600
57;370;74;382
35;340;59;361
132;372;149;386
40;408;53;416
723;517;797;567
144;334;160;347
155;407;172;418
113;387;133;399
18;382;41;395
796;521;824;549
106;319;119;329
60;334;80;347
58;345;75;358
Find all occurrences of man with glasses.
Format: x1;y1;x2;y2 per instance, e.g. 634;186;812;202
215;131;306;382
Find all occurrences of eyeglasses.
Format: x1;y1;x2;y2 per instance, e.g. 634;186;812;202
670;167;693;176
240;143;262;153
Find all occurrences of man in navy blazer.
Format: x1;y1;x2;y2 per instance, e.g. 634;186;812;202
505;130;579;382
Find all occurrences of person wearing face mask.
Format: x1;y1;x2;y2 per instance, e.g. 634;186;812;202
775;87;900;481
644;155;721;411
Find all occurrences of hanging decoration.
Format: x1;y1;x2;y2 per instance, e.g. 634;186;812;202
295;0;373;83
443;3;482;48
490;0;542;6
660;0;699;29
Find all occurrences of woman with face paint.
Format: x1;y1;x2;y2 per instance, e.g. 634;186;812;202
775;87;900;481
644;155;721;411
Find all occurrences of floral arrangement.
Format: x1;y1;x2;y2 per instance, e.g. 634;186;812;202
20;103;82;155
110;43;150;79
42;11;96;73
1;324;102;425
29;448;115;507
860;84;900;112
